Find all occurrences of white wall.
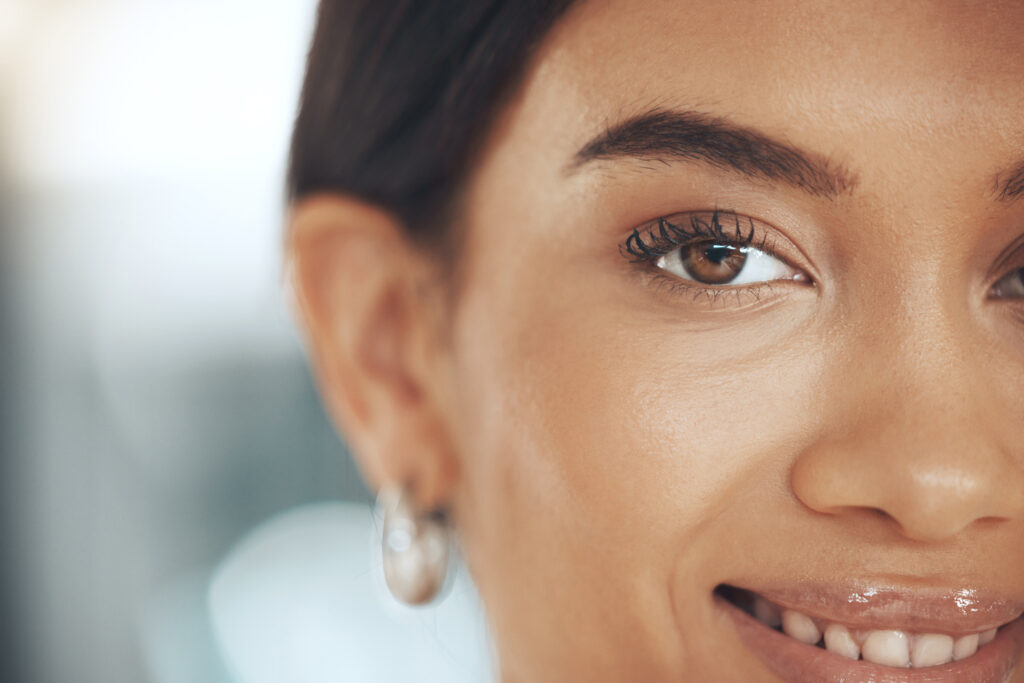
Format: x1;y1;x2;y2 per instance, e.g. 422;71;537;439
0;3;377;681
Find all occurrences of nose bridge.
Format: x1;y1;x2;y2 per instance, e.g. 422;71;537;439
791;295;1024;542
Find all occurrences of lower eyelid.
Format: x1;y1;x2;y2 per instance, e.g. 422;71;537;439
642;269;799;310
620;210;816;307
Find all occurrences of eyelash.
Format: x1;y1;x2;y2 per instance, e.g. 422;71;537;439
622;209;765;260
620;209;793;304
620;211;1024;313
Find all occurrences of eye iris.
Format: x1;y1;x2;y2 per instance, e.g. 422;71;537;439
992;267;1024;298
681;241;748;284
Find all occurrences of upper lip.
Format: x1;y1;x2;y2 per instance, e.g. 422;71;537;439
723;581;1024;634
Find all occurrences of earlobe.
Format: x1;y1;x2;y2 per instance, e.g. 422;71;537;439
285;194;459;510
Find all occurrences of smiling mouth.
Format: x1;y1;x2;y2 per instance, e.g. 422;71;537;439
715;584;1024;682
718;585;1012;667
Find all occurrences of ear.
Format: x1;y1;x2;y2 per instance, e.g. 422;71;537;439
286;194;458;510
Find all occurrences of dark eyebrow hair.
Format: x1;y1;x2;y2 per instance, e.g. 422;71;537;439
996;161;1024;201
570;109;856;199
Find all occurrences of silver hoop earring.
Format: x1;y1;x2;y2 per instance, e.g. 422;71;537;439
376;484;452;605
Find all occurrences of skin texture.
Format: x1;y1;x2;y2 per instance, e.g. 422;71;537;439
287;0;1024;680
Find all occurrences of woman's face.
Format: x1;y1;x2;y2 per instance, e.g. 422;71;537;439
441;0;1024;680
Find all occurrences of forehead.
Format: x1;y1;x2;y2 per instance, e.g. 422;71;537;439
489;0;1024;192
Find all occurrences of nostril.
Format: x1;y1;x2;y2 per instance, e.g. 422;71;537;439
869;507;901;527
974;516;1012;528
865;507;889;521
829;505;903;533
790;428;1024;544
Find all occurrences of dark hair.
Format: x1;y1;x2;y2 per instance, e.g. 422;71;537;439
288;0;576;242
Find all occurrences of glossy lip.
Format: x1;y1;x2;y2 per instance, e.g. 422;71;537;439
726;582;1024;635
716;588;1024;683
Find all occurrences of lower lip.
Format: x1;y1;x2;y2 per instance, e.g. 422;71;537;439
718;594;1024;683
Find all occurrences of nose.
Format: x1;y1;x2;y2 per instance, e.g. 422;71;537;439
792;422;1024;542
791;331;1024;544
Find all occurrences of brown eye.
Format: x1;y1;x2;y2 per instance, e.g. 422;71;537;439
680;241;749;285
991;267;1024;299
650;223;804;288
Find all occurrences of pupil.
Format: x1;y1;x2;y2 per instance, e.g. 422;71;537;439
681;241;748;285
704;244;733;264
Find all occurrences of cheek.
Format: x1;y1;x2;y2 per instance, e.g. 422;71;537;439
453;251;826;540
483;304;824;547
448;241;829;670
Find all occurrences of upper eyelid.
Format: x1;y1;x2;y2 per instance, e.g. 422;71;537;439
619;208;820;302
990;233;1024;278
616;212;816;313
620;209;779;262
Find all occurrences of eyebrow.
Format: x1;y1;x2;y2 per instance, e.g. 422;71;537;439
570;109;857;199
996;161;1024;201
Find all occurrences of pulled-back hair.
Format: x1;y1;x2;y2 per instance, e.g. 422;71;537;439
288;0;575;240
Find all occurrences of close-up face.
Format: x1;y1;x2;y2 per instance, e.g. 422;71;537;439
289;0;1024;681
436;0;1024;681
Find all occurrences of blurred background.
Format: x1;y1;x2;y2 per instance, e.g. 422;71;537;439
1;2;489;681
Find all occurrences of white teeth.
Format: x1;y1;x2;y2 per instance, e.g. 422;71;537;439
853;628;873;646
911;634;954;668
824;623;860;660
754;597;782;627
782;609;822;645
750;594;1003;669
862;630;911;667
953;633;979;661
